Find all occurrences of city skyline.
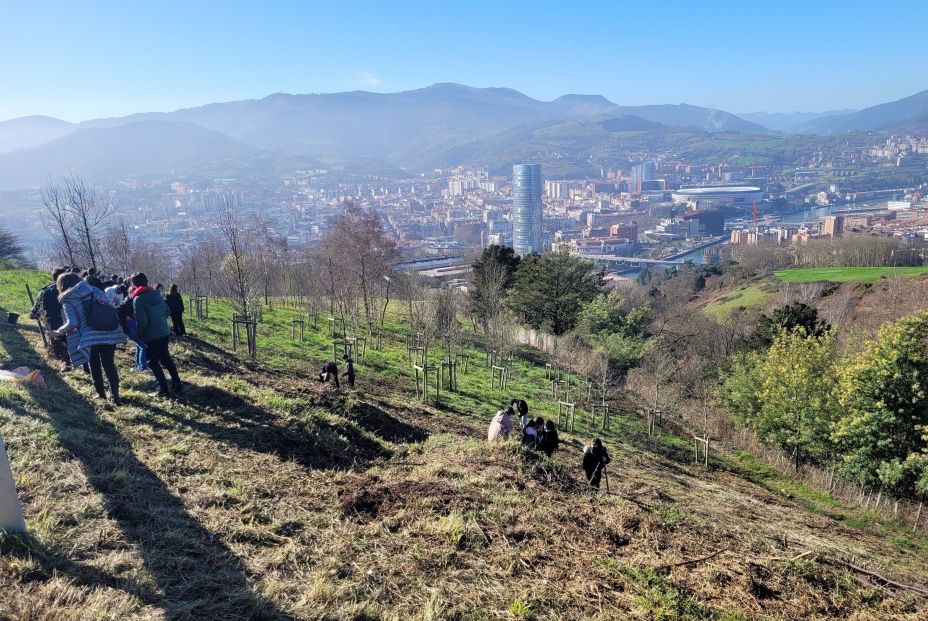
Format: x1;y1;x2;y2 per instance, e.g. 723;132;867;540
1;0;925;121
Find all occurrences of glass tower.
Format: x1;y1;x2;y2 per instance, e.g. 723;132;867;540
511;164;543;255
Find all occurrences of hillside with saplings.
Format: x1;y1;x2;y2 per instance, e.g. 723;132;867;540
1;249;928;621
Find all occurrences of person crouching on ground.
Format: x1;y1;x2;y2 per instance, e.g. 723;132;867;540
487;405;514;442
539;419;559;457
131;272;183;396
582;438;611;490
318;360;340;388
521;419;538;448
47;272;127;405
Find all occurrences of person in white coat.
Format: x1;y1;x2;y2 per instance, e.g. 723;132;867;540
487;406;514;442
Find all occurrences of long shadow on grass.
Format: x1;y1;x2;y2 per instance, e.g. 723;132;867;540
136;384;393;470
0;321;294;620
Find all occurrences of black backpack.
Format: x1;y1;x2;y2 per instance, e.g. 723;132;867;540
82;295;120;331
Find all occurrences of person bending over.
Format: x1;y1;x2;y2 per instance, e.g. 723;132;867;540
582;438;611;489
318;360;340;388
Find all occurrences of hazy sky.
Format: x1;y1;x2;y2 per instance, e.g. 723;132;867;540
1;0;925;122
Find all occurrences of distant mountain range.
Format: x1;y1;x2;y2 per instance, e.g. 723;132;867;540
794;89;928;134
737;110;857;133
0;115;77;153
0;84;925;190
0;121;281;190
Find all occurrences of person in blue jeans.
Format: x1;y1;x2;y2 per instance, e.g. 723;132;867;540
117;289;148;370
131;272;182;396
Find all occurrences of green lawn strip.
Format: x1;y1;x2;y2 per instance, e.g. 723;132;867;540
0;269;51;317
704;284;774;320
773;266;928;284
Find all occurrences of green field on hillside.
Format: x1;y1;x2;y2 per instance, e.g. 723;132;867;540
774;266;928;284
0;269;50;316
703;284;774;320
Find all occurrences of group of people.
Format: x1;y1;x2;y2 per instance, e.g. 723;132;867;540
30;266;186;405
486;398;612;490
317;356;356;389
487;399;559;457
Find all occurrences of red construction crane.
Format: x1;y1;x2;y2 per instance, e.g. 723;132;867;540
752;201;759;231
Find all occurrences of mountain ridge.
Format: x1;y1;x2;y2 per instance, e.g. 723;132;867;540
1;84;926;188
0;115;78;154
738;109;857;132
796;89;928;134
0;121;275;190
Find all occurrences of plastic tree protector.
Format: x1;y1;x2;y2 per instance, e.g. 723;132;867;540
0;436;26;532
0;367;46;388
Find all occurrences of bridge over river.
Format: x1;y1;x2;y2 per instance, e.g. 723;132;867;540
582;255;683;267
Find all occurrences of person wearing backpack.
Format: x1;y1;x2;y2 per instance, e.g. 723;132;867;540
47;272;126;405
131;272;182;397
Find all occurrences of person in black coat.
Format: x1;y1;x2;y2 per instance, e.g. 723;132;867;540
538;419;559;456
344;356;356;389
85;274;106;292
30;267;71;370
165;284;186;336
582;438;611;489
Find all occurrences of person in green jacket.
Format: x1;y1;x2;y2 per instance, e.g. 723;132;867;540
131;272;182;396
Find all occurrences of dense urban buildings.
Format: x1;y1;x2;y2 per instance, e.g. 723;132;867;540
511;164;544;255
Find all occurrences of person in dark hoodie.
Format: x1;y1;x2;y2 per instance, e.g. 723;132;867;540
47;271;127;405
31;267;72;371
165;284;186;336
537;419;560;457
131;272;182;396
344;355;355;389
582;438;611;490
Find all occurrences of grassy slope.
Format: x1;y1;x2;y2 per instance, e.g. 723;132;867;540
773;266;928;284
703;284;776;320
1;271;927;620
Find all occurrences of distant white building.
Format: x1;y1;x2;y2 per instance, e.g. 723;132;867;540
545;180;570;199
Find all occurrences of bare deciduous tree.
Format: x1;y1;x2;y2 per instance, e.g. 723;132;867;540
318;203;399;335
469;255;509;332
63;172;113;271
104;219;133;276
41;179;79;267
433;288;464;364
217;196;258;316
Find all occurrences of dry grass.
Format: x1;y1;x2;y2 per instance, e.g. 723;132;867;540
1;301;927;619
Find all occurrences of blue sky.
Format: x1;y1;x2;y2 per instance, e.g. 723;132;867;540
1;0;925;122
